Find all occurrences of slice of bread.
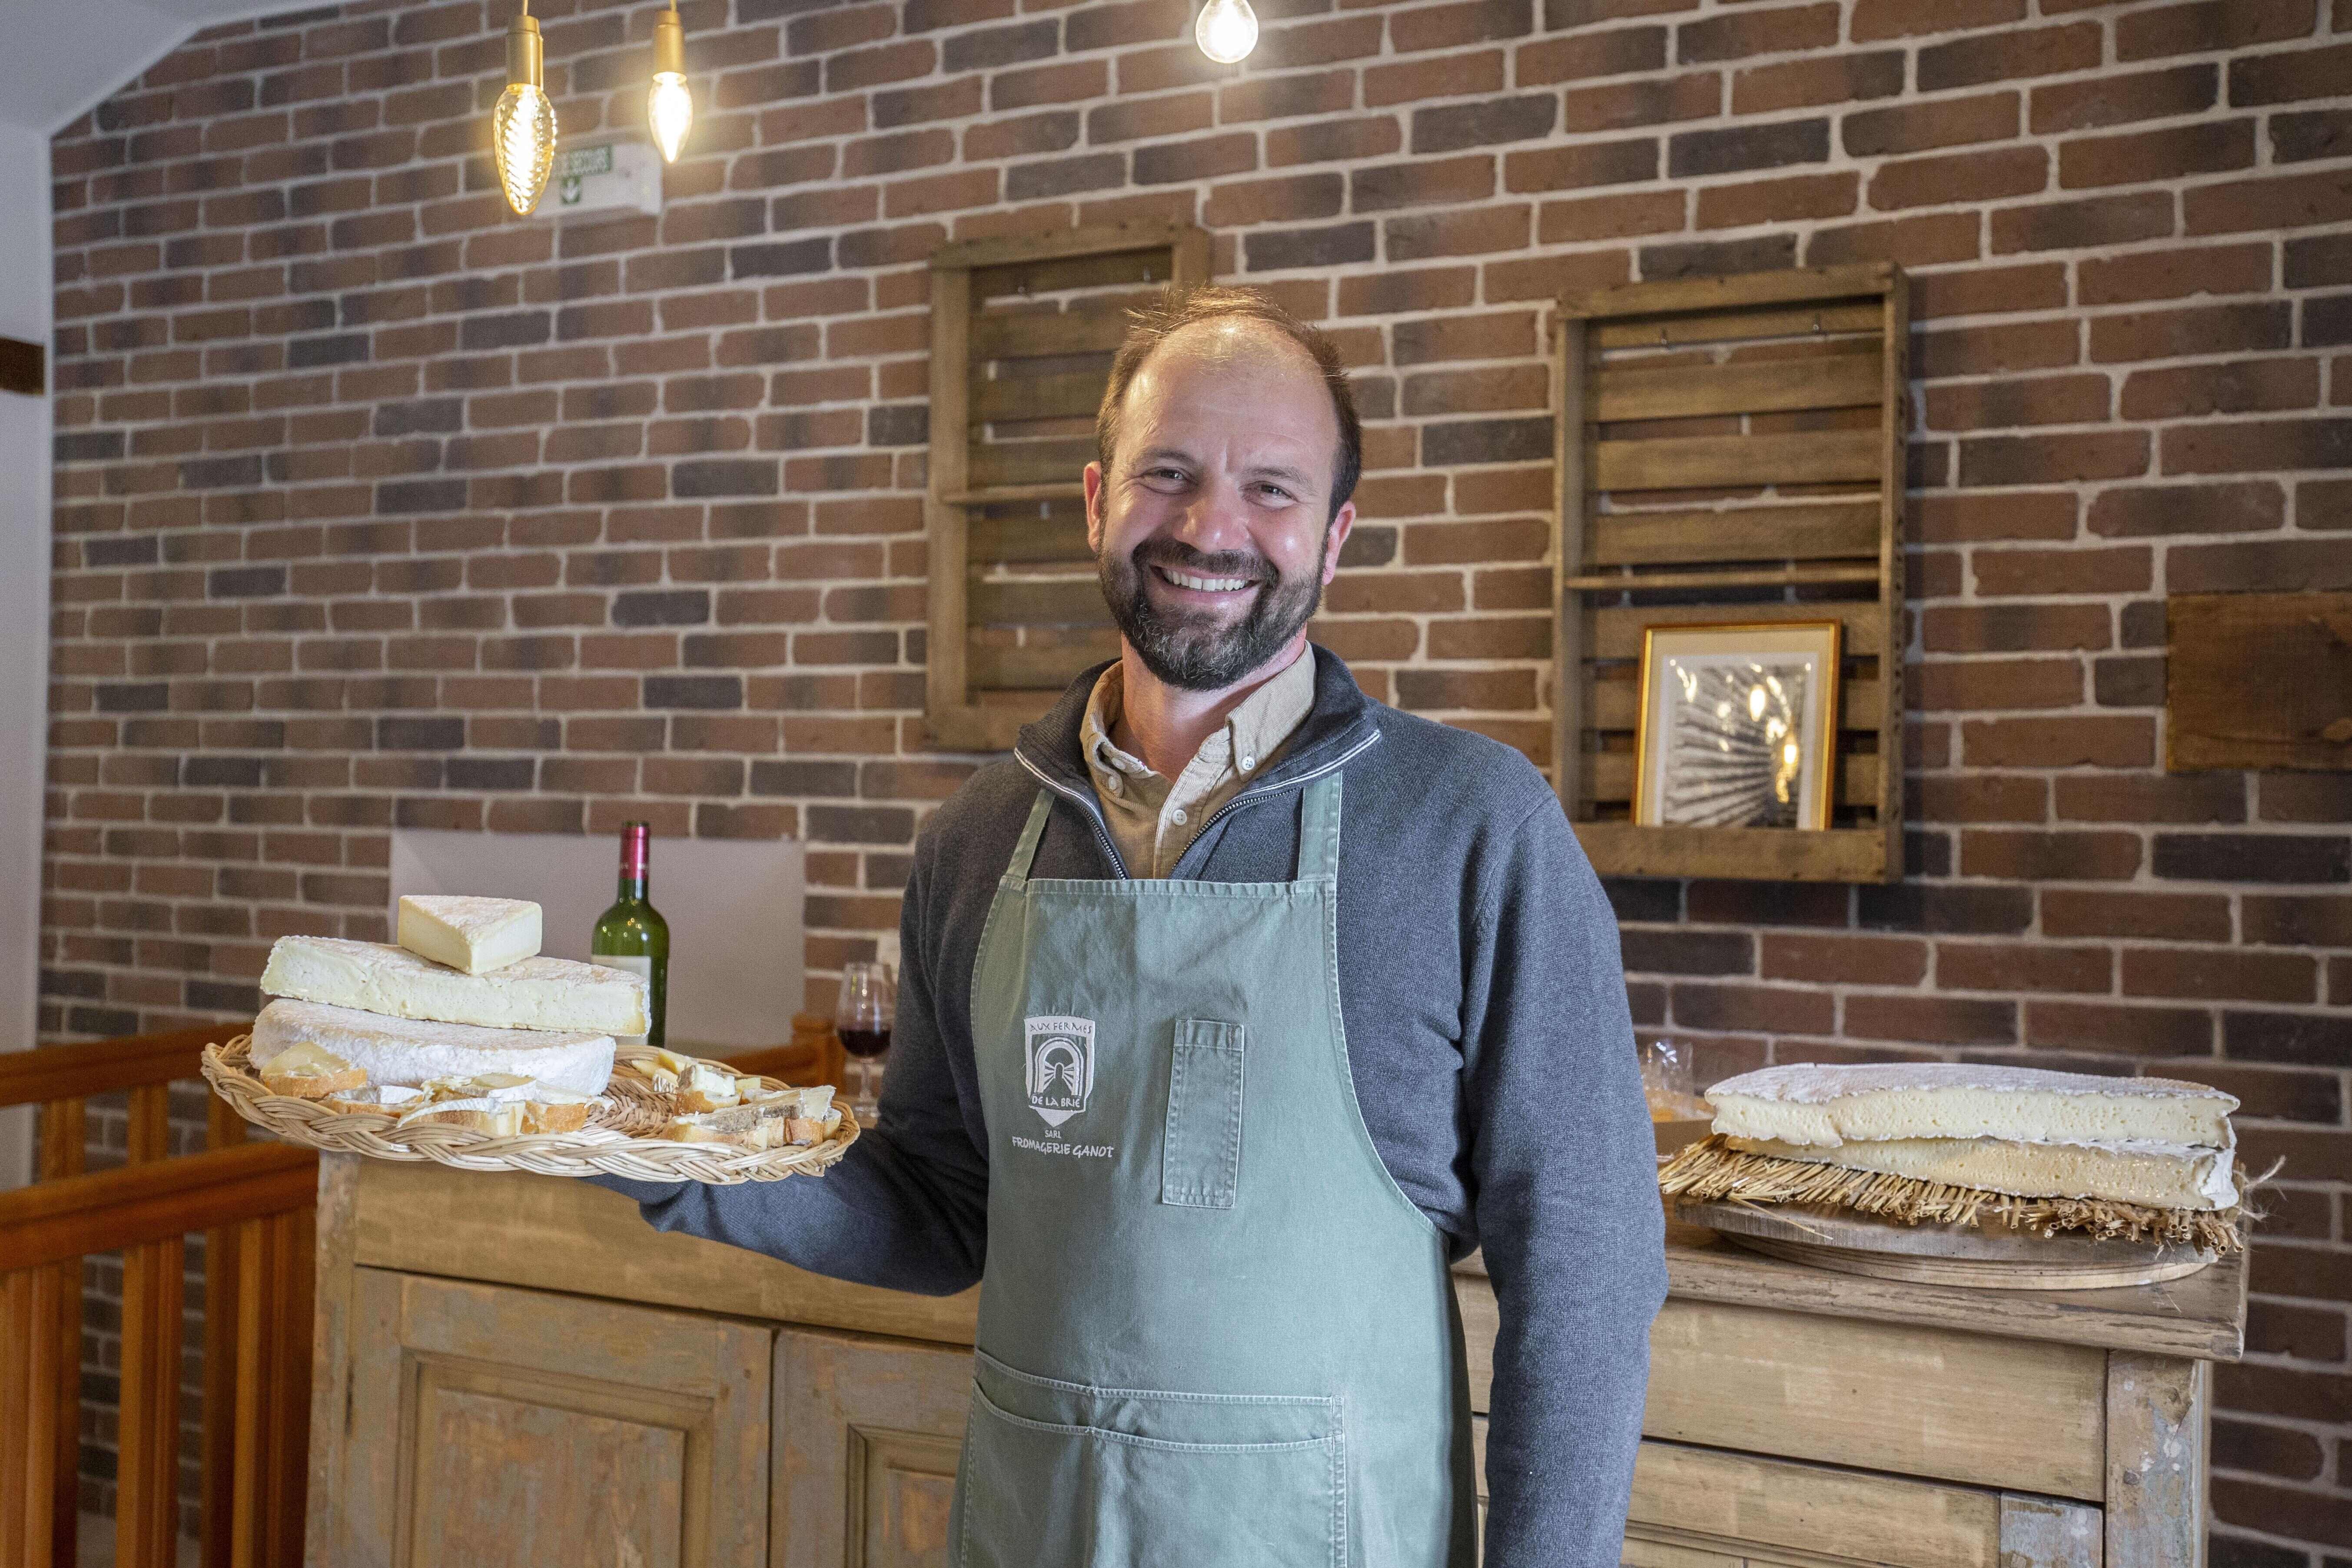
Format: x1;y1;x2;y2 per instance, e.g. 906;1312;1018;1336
323;1084;425;1116
399;1097;526;1136
256;1039;369;1099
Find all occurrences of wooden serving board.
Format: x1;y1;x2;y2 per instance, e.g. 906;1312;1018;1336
1671;1199;2216;1291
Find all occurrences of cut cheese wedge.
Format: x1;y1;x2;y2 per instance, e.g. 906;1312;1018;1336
397;896;541;976
261;935;647;1037
251;998;616;1096
1727;1135;2239;1211
1706;1063;2236;1150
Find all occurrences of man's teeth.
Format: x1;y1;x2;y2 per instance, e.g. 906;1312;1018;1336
1159;566;1253;591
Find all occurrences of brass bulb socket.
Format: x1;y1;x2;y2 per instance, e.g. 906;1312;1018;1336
506;10;544;89
651;8;685;76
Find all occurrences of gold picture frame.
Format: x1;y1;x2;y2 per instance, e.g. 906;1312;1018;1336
1633;621;1844;832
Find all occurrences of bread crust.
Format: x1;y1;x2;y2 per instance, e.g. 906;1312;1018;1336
262;1066;369;1100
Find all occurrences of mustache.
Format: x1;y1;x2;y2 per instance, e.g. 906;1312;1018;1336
1129;537;1276;586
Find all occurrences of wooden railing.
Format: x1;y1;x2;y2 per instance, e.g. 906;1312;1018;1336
0;1024;317;1568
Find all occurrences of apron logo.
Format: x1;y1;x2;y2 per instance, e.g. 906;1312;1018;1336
1023;1016;1095;1129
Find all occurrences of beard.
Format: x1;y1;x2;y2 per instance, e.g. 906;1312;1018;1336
1099;530;1329;692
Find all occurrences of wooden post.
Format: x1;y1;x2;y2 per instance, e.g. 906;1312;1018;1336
115;1236;186;1568
2107;1353;2208;1568
304;1155;359;1568
200;1096;246;1566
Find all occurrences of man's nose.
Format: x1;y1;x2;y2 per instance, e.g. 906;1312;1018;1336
1174;476;1255;553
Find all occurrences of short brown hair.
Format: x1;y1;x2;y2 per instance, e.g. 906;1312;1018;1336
1093;286;1362;520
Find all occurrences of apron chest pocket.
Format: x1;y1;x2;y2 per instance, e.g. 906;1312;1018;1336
1161;1019;1244;1209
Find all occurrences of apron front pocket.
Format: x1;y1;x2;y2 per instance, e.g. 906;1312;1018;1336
1162;1018;1245;1209
959;1355;1343;1568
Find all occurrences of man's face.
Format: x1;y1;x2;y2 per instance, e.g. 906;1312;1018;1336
1083;321;1355;693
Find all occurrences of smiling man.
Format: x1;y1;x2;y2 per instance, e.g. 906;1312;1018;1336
596;287;1666;1568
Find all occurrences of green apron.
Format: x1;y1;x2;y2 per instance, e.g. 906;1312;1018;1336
952;772;1475;1568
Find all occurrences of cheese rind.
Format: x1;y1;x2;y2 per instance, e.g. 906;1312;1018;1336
261;935;647;1036
1706;1063;2236;1149
251;998;615;1095
1728;1134;2239;1211
397;896;542;976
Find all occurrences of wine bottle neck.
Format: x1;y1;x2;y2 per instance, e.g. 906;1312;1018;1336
616;822;650;904
615;874;648;903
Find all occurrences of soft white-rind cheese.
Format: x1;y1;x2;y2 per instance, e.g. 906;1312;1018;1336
251;998;616;1095
1706;1063;2236;1149
261;936;647;1036
1728;1134;2239;1211
397;895;542;975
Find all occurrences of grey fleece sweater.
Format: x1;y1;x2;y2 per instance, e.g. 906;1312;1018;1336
595;647;1667;1567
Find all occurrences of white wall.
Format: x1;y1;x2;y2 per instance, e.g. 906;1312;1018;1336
0;122;52;1189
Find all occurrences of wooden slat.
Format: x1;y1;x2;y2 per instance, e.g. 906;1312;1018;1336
201;1218;242;1568
1585;749;1879;806
970;248;1172;303
0;1269;35;1568
37;1101;82;1181
972;368;1106;425
934;220;1192;272
1631;1438;2002;1568
1592;300;1883;352
1458;1280;2109;1499
1591;678;1881;733
967;578;1112;628
0;1024;242;1111
1588;602;1881;659
1565;262;1895;323
1873;281;1910;881
2107;1355;2207;1568
127;1082;169;1165
925;266;973;728
1589;502;1881;566
968;636;1118;693
1554;316;1591;812
1568;821;1890;882
1595;352;1881;422
947;485;1086;512
1564;563;1879;591
967;437;1098;489
303;1156;358;1568
0;1143;319;1272
967;512;1092;563
231;1207;313;1568
971;306;1133;362
116;1236;184;1568
1594;428;1883;492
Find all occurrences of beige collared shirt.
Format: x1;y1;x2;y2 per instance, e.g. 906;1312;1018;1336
1080;651;1318;878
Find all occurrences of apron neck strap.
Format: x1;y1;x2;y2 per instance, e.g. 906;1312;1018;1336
1005;790;1056;887
1296;772;1342;884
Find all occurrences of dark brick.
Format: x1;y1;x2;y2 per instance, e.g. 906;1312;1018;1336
613;590;711;628
1421;417;1550;466
644;675;743;709
378;478;467;514
96;683;170;714
1857;883;2035;935
1640;234;1799;280
378;716;464;751
1668;118;1828;179
1411;96;1557;155
446;756;536;791
207;565;286;598
2153;834;2352;884
943;19;1059;72
731;238;832;278
1598;877;1680;923
672;460;779;498
2223;1010;2352;1068
287;331;368;367
1620;929;1754;975
180;455;263;490
458;310;549;351
751;759;859;796
1244;221;1375;271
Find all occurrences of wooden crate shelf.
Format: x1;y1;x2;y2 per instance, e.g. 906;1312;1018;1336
925;223;1210;752
1551;263;1910;884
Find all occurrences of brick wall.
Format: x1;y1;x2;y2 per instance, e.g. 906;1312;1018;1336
44;0;2352;1552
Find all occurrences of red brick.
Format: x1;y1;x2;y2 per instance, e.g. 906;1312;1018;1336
1844;993;2018;1045
1843;93;2018;158
1923;374;2109;432
2125;947;2319;1004
2116;0;2319;61
1695;172;1856;229
2060;120;2257;190
2078;243;2276;306
1990;191;2176;254
1962;716;2155;767
2025;1000;2215;1055
1758;933;1927;986
1910;658;2083;711
1730;50;1903;114
2121;359;2320;422
1935;942;2112;994
2043;889;2233;941
1918;23;2102;92
2185;168;2352;236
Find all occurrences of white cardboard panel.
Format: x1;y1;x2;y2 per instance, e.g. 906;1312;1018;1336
387;829;804;1050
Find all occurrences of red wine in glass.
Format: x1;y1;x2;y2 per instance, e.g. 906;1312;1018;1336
839;1027;892;1059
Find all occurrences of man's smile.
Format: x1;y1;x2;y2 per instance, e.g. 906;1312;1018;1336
1151;562;1259;595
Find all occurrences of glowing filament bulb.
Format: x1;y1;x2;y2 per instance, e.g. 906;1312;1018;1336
648;3;693;163
1195;0;1258;63
491;4;557;216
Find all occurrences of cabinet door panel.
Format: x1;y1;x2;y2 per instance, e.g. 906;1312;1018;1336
342;1268;771;1568
774;1327;973;1568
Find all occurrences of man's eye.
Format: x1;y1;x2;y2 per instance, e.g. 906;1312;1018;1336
1252;483;1296;502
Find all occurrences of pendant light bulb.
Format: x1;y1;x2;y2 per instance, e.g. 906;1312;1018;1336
1194;0;1258;63
648;1;693;163
491;0;558;216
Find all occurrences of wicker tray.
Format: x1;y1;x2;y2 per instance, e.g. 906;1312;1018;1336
202;1035;858;1185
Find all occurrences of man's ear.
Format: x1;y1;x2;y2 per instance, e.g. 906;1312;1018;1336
1320;501;1356;586
1083;462;1107;555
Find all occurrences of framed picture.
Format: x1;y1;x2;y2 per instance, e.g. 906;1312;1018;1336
1633;621;1843;831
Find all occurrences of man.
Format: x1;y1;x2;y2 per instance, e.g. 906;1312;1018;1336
597;287;1666;1567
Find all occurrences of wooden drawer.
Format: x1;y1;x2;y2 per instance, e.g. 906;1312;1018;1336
335;1269;772;1568
1474;1422;2100;1568
1458;1279;2106;1501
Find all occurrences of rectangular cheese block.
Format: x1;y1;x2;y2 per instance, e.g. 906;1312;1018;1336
397;895;541;976
261;935;647;1036
1706;1063;2236;1150
251;998;616;1095
1728;1134;2238;1211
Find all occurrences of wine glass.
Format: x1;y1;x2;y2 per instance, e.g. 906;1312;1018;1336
835;960;894;1124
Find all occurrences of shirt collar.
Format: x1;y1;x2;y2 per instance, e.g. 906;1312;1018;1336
1079;650;1318;787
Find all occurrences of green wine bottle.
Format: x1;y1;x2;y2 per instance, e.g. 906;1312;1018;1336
590;821;669;1047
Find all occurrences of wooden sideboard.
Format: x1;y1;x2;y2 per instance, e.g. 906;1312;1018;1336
306;1156;2244;1568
